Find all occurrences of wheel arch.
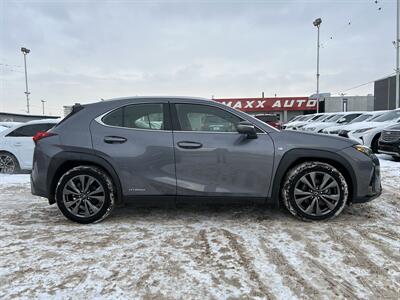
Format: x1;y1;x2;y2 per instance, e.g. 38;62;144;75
271;148;356;205
47;152;123;205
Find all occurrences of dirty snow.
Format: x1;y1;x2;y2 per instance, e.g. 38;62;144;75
0;157;399;299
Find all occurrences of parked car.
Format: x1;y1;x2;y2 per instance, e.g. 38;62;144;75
254;114;282;129
283;113;324;130
0;122;22;132
302;112;362;133
0;119;59;173
31;97;381;224
339;109;400;152
322;111;387;135
378;123;400;161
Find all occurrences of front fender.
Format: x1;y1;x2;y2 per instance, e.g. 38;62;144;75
269;148;357;205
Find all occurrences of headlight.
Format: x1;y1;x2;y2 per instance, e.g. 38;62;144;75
354;127;374;133
353;144;373;157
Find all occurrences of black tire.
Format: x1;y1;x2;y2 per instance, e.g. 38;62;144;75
0;151;20;174
55;166;115;224
371;134;380;153
282;162;348;221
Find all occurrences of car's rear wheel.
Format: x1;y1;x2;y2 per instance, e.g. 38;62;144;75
0;152;20;174
55;166;115;224
282;162;348;221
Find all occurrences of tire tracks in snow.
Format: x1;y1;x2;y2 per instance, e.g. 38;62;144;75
283;227;361;299
325;226;398;299
220;228;277;299
258;237;321;299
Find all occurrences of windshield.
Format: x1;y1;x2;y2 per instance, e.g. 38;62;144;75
373;110;400;122
387;124;400;130
310;115;325;121
349;114;372;124
324;114;344;122
337;113;361;124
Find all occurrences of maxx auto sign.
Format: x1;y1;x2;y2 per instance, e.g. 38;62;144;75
214;97;317;112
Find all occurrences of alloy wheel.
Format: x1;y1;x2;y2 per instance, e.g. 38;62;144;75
0;154;16;174
293;171;340;217
62;175;106;218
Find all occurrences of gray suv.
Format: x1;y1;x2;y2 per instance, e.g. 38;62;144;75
31;97;382;223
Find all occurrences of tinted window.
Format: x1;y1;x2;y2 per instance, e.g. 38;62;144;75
102;107;123;127
102;103;164;130
176;104;242;132
255;115;278;122
7;123;55;137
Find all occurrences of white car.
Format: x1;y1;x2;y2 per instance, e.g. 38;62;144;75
284;113;329;130
322;111;387;135
341;109;400;152
0;122;22;132
0;119;59;173
301;112;363;133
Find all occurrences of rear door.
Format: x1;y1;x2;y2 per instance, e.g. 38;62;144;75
90;101;176;197
171;102;275;197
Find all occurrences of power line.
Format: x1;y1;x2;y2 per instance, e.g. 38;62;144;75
337;72;396;95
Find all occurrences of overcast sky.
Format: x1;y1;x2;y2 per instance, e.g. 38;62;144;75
0;0;397;116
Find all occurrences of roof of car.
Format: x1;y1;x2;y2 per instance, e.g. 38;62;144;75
102;96;212;103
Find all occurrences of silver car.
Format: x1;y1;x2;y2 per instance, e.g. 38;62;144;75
31;97;382;223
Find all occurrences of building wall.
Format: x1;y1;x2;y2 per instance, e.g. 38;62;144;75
0;112;59;122
374;76;396;110
322;95;374;113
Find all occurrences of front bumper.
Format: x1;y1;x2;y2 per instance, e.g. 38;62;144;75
352;154;382;203
378;140;400;157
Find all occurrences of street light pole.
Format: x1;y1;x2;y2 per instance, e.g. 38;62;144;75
313;18;322;113
41;100;46;115
21;47;31;114
396;0;400;108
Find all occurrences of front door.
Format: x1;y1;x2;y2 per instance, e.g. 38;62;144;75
172;103;274;197
90;102;176;197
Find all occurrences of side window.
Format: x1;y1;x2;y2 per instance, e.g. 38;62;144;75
102;108;123;127
175;104;242;132
102;103;164;130
7;123;55;137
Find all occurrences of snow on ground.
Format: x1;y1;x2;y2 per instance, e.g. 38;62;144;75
0;157;399;299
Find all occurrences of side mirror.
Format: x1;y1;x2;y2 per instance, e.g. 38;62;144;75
237;122;257;139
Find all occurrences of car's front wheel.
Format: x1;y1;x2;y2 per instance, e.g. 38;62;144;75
282;162;348;221
55;166;115;224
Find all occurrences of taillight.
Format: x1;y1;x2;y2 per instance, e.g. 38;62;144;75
33;131;57;144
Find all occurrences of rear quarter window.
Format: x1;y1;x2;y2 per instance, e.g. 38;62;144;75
7;123;55;137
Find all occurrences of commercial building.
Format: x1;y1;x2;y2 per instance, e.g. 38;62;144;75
213;97;317;122
374;75;397;110
214;94;373;122
321;95;374;112
0;112;59;122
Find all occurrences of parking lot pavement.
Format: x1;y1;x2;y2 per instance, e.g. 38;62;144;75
0;155;399;299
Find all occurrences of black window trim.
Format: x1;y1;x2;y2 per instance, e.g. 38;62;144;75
97;102;171;131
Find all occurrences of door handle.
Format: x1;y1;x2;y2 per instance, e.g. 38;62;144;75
177;141;203;149
104;136;127;144
14;142;22;147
